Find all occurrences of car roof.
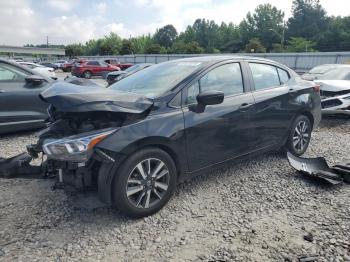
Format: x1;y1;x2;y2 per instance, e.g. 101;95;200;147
170;55;269;62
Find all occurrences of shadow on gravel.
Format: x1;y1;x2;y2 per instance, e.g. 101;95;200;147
319;115;349;129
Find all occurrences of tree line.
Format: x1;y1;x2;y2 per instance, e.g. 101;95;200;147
63;0;350;56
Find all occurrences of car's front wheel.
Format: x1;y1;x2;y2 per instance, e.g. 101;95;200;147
83;70;92;79
112;148;177;218
286;115;312;156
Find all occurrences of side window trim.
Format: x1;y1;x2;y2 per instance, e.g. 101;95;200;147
276;67;291;85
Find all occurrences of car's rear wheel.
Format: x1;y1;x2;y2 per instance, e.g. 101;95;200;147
112;148;177;218
286;115;312;156
83;70;92;79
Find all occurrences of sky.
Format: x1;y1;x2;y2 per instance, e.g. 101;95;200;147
0;0;349;46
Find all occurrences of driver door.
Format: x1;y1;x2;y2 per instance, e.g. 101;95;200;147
183;62;255;172
0;62;48;132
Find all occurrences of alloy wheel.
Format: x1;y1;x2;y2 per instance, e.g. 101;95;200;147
126;158;170;209
292;120;310;152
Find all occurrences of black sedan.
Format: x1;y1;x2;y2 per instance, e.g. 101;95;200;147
29;56;321;217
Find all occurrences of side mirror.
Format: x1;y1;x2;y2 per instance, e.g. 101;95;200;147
197;90;224;106
25;75;46;85
189;90;224;113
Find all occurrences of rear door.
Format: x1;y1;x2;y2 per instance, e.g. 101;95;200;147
0;62;48;132
183;61;255;172
246;61;294;149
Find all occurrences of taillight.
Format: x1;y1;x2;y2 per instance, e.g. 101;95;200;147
313;85;321;95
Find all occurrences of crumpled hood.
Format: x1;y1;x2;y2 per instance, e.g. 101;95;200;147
316;80;350;92
40;82;153;114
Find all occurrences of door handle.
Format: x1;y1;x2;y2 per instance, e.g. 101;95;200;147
239;103;252;111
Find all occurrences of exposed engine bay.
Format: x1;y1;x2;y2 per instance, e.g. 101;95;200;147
0;82;154;193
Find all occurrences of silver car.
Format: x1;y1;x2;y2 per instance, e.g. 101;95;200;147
315;66;350;115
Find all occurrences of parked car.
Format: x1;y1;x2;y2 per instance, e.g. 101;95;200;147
302;64;347;81
104;59;133;70
18;62;57;79
53;60;73;72
0;59;53;134
26;56;321;217
40;62;59;70
106;63;153;85
315;66;350;115
71;60;120;78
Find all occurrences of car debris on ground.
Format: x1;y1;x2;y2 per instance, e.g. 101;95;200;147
287;152;350;185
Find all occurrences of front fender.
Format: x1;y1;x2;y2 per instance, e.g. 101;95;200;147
95;109;187;205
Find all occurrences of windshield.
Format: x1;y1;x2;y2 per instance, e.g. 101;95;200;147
110;61;203;98
309;65;336;74
125;64;142;73
318;67;350;80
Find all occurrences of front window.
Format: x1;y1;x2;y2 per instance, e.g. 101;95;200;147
186;63;244;104
110;61;203;98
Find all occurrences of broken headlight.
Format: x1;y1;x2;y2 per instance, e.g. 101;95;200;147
42;128;116;162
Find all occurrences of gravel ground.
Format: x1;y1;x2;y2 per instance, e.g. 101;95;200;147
0;115;349;261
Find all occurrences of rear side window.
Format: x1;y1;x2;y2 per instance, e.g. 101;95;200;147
277;68;290;84
87;61;99;66
249;63;280;90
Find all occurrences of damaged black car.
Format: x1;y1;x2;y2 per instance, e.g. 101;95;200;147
1;56;322;217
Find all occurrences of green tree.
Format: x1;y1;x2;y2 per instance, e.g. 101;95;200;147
171;41;204;54
145;44;166;54
154;24;178;48
240;4;284;51
287;0;328;42
285;37;316;52
130;35;154;54
65;44;84;57
317;16;350;51
244;38;266;53
217;22;241;52
99;32;122;55
120;39;135;55
84;39;100;55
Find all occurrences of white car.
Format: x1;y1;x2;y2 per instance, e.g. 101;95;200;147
54;60;68;68
315;66;350;115
18;62;57;79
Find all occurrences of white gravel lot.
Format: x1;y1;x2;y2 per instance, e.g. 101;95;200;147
0;78;349;262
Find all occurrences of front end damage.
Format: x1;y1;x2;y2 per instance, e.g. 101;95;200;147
318;81;350;115
321;94;350;115
0;82;153;198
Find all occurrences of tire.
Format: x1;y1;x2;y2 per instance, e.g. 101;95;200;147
286;115;312;156
112;147;177;218
83;71;92;79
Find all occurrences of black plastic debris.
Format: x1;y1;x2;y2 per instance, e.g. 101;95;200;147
0;152;42;178
287;152;350;185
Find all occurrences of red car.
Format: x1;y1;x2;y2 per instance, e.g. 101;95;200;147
104;59;133;70
71;60;120;78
